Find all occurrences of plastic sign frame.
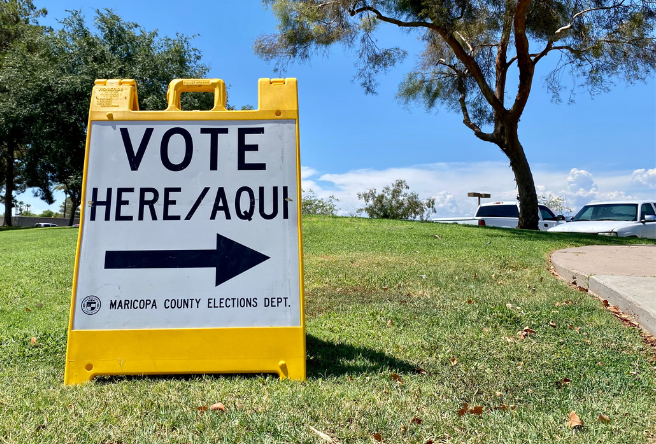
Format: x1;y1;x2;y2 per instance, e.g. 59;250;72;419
64;78;305;384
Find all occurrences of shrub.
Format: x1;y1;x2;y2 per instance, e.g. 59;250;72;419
357;179;435;220
301;189;340;216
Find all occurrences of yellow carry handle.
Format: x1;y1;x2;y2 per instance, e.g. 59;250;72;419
166;79;226;111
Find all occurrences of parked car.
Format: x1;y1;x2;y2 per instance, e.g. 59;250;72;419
433;201;566;231
34;223;58;228
548;200;656;239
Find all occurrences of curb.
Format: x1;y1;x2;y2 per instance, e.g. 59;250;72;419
551;259;591;289
588;275;656;336
551;248;656;337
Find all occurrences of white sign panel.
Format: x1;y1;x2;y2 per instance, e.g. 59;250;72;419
73;120;300;330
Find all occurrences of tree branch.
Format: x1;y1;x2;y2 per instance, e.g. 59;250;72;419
509;0;534;120
495;0;515;106
437;58;465;76
455;31;473;54
456;78;497;143
508;36;655;67
555;2;626;36
349;4;507;116
350;6;432;29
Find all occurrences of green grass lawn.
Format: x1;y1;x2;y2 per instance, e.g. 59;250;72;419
1;218;655;443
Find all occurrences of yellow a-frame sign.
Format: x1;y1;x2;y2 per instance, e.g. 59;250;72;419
65;78;305;384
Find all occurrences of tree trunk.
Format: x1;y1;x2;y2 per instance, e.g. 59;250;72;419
68;192;80;227
62;188;67;219
505;127;539;230
2;142;15;227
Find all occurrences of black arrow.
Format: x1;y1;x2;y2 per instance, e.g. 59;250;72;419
104;234;270;286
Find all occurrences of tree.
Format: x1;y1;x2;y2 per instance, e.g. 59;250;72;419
255;0;656;229
357;179;435;220
38;209;56;217
58;194;80;220
3;9;212;226
0;0;47;226
302;189;340;215
538;192;572;215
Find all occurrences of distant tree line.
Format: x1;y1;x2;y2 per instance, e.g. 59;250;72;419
0;1;213;226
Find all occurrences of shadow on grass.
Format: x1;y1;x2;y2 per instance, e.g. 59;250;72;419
306;334;415;378
0;226;37;231
93;334;415;384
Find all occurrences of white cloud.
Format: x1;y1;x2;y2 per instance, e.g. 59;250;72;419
567;168;597;195
302;163;651;217
431;191;460;217
301;166;318;179
631;168;656;189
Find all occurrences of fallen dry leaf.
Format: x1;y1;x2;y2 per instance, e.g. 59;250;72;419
197;406;207;412
400;424;406;432
309;426;334;443
558;377;571;387
387;319;393;327
373;432;382;442
497;281;504;285
416;368;427;375
30;337;36;345
425;440;434;444
467;300;472;304
567;411;584;428
549;321;557;328
458;402;469;416
382;286;389;291
602;300;609;307
495;391;503;397
391;373;404;384
608;306;620;314
450;358;457;366
598;362;603;366
506;303;512;309
598;413;610;423
518;326;536;339
471;406;483;415
411;417;422;425
575;327;581;333
210;402;226;412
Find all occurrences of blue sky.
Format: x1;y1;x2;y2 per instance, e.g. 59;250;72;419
17;0;656;216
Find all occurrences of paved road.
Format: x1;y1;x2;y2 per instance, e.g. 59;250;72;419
551;245;656;336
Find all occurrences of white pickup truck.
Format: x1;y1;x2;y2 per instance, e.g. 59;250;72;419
433;201;566;231
548;200;656;239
